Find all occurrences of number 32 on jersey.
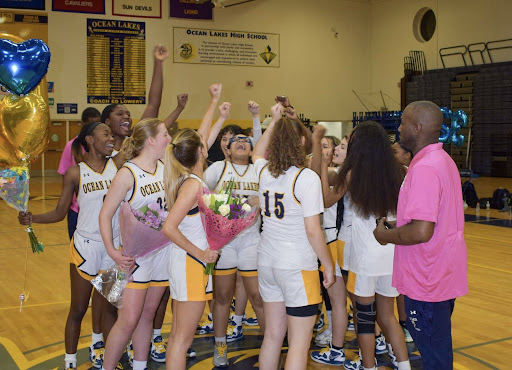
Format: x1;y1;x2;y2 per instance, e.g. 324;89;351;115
263;191;285;219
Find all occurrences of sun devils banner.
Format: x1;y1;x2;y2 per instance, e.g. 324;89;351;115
113;0;161;18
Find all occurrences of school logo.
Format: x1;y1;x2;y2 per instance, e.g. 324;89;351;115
259;46;277;65
180;43;195;60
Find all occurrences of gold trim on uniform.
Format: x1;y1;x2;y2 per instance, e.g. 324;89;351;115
69;237;94;281
186;254;213;301
301;269;322;305
123;166;137;203
213;267;237;276
238;269;258;277
292;168;305;205
347;270;356;294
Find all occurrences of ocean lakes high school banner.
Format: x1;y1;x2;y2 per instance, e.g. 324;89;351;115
173;27;280;67
52;0;104;13
113;0;161;18
169;0;212;20
87;18;146;104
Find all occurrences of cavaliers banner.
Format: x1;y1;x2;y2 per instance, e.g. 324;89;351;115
169;0;212;20
113;0;161;18
173;27;280;68
52;0;105;13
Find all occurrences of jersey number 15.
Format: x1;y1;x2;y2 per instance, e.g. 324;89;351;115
263;191;285;219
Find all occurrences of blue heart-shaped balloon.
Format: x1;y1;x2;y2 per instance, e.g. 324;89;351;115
0;39;51;96
438;107;468;146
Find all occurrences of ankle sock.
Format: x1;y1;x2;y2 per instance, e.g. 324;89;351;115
398;360;412;369
232;314;243;326
215;336;227;344
132;360;147;370
153;328;162;339
91;332;103;346
64;353;77;369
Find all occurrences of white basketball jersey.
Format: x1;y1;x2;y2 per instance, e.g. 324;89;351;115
338;193;354;243
176;174;209;251
123;160;166;212
214;161;259;196
205;161;260;234
254;158;324;270
77;158;119;240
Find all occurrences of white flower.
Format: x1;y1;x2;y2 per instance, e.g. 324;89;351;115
214;194;224;202
202;194;211;206
219;204;230;216
242;203;251;212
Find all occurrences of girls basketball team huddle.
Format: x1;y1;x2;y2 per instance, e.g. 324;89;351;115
19;50;414;370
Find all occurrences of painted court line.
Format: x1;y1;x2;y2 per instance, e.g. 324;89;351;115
454;350;498;369
467;263;512;275
455;336;512;351
464;233;512;244
0;300;70;311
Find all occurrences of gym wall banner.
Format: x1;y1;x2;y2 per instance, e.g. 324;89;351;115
87;18;146;105
169;0;212;20
52;0;105;14
0;0;45;10
173;27;280;68
113;0;161;18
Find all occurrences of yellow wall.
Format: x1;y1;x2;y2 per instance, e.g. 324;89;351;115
370;0;512;111
4;0;511;123
44;0;371;124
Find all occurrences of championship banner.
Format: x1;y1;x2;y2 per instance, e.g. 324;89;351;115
87;18;146;105
113;0;161;18
169;0;212;20
0;0;45;10
52;0;105;13
174;27;280;67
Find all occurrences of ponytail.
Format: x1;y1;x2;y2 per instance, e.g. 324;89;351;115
120;136;136;161
120;118;162;161
72;121;102;163
164;129;203;210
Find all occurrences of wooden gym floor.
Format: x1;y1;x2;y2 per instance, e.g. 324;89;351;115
0;175;510;370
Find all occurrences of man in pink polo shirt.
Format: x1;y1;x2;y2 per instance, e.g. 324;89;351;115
374;101;468;370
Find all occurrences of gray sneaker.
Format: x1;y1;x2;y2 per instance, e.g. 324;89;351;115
213;342;229;367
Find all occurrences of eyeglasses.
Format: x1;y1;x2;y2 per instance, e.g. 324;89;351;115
229;136;252;145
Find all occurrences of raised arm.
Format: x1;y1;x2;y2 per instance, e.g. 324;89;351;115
18;166;79;225
197;84;222;145
99;167;135;270
321;152;345;208
248;101;262;143
140;44;169;120
310;125;326;174
252;103;283;161
207;102;231;148
161;179;218;263
164;93;188;131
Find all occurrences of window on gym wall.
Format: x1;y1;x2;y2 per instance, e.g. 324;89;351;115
413;8;436;42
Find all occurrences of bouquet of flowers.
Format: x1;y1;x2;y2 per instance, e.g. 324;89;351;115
198;179;259;274
91;202;170;307
0;166;44;253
